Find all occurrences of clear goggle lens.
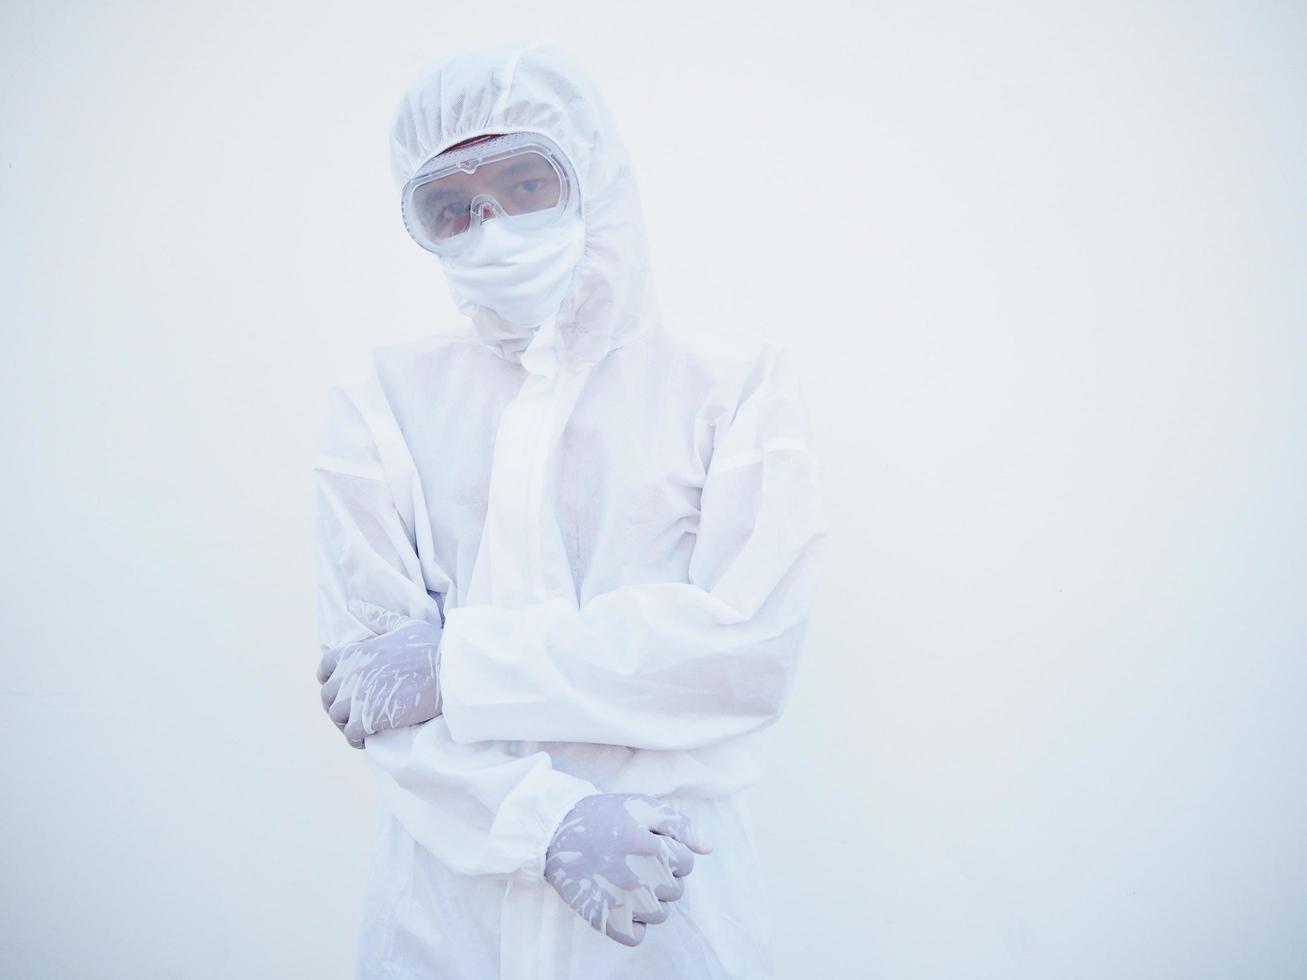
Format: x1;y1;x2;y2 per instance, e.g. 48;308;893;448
401;133;575;254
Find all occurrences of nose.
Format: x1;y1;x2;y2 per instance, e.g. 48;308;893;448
478;201;496;221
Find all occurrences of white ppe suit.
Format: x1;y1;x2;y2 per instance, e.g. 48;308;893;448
312;40;828;979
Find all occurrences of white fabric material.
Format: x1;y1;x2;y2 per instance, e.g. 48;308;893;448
437;209;586;327
314;39;827;979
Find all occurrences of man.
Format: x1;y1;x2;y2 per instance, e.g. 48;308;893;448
313;40;827;979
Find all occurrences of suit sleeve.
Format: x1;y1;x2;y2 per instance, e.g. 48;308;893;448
312;379;598;884
438;344;829;751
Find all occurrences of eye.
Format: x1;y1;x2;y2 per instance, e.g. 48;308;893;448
432;200;468;227
516;178;547;196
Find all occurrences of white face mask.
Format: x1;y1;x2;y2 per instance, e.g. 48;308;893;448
438;213;586;327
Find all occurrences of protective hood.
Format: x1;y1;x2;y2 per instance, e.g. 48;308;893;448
389;41;660;369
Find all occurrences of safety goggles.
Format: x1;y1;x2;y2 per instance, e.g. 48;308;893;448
400;131;579;256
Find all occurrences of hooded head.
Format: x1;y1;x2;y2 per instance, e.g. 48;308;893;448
389;41;660;369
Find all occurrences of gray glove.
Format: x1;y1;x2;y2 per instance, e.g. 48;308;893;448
317;599;443;748
544;792;714;947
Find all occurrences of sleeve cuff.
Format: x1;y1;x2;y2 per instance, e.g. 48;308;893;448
494;758;598;885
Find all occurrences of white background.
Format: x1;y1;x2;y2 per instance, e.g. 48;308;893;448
3;2;1305;977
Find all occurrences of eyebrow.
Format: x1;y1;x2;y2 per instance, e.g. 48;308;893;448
498;159;542;178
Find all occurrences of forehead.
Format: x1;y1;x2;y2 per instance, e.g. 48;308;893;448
418;130;575;179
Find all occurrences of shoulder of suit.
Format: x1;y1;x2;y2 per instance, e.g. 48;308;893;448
652;326;794;402
321;330;484;398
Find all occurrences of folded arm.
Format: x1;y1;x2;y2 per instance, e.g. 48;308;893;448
438;344;829;752
312;378;597;883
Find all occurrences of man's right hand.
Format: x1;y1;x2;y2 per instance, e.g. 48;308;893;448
317;599;444;748
544;793;714;947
